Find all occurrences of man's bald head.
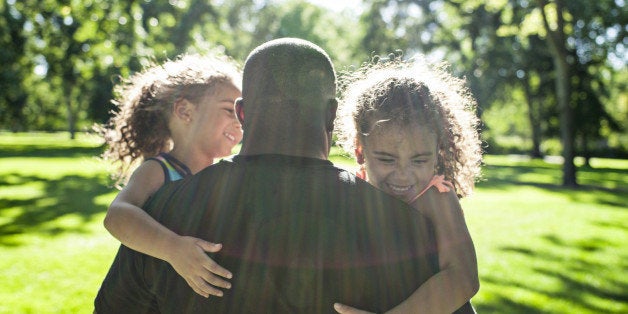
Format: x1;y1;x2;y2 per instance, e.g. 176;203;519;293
236;38;338;158
243;38;336;106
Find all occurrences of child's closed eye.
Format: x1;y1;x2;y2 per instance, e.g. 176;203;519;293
413;159;429;165
223;108;236;116
376;157;395;164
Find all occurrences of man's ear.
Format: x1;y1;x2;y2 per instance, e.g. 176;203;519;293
355;141;365;165
326;98;338;132
235;98;245;125
173;98;193;123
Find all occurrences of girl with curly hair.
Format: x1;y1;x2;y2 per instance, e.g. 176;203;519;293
334;56;482;314
100;53;242;298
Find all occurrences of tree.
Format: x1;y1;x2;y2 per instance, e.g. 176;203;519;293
216;0;362;68
1;0;624;161
536;0;577;186
534;0;626;183
572;61;623;165
359;0;627;186
3;0;225;137
0;0;29;132
498;4;556;158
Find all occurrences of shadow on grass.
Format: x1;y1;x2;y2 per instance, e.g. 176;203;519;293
0;172;112;246
472;161;628;313
478;163;628;209
0;145;104;158
479;163;628;189
473;295;541;314
594;220;628;232
477;233;628;313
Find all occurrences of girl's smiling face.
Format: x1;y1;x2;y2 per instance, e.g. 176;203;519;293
357;122;438;203
192;82;243;159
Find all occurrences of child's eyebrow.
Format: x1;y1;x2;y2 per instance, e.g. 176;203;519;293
372;151;433;158
411;152;433;158
372;151;396;157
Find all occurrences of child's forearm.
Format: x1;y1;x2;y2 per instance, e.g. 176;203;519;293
385;266;479;314
396;188;479;313
105;201;233;298
104;202;180;262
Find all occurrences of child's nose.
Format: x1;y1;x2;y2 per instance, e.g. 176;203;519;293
392;164;412;180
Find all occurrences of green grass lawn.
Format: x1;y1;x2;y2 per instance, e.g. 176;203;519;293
1;132;627;313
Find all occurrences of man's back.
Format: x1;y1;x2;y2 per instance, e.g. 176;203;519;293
141;155;438;313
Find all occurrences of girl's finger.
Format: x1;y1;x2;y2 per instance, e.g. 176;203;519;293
197;240;222;253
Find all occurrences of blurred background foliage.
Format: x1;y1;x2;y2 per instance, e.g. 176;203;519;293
0;0;626;185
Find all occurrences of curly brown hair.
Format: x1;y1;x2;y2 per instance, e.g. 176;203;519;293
99;53;241;186
336;56;482;197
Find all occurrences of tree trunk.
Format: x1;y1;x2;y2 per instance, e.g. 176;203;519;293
65;88;76;140
537;0;577;187
523;77;543;158
580;135;591;168
553;56;577;186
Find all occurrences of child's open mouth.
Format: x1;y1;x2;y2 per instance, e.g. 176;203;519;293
387;183;413;194
224;132;236;142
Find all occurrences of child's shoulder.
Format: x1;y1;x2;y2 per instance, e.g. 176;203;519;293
129;158;166;181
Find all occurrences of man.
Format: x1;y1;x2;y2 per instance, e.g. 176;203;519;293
95;38;448;313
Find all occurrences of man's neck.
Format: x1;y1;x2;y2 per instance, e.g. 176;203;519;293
238;135;329;160
238;145;329;160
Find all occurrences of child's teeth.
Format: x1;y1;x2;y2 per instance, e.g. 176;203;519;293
389;184;411;192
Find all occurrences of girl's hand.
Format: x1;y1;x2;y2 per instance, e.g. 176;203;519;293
334;303;375;314
167;236;233;298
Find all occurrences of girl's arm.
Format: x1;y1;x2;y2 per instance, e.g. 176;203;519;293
334;188;479;314
389;188;479;313
104;161;232;298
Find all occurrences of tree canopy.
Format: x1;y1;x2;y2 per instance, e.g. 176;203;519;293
0;0;626;186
